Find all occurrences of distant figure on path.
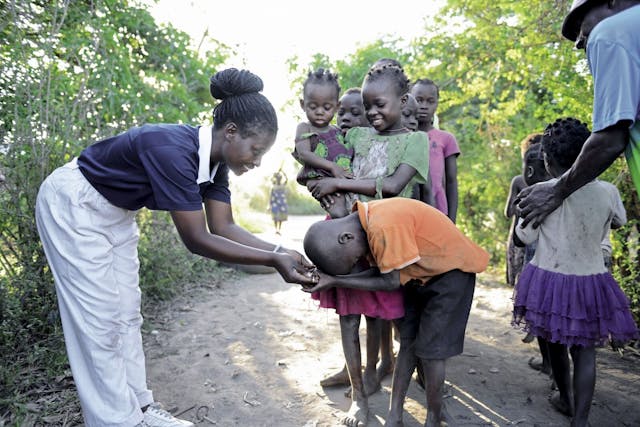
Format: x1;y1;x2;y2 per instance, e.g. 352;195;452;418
269;168;288;234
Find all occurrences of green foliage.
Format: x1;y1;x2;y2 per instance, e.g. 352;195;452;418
0;0;229;419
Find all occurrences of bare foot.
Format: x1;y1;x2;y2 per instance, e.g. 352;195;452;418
376;357;395;382
528;356;552;375
344;369;381;398
548;391;574;417
363;367;381;396
320;366;350;387
343;400;368;427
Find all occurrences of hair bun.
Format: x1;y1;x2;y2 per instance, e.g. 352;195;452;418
209;68;264;100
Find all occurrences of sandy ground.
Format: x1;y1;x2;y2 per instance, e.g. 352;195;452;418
144;215;640;427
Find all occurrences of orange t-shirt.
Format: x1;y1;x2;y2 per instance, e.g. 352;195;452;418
354;198;489;285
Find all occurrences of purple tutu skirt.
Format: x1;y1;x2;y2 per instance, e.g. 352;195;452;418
311;287;404;320
512;263;638;347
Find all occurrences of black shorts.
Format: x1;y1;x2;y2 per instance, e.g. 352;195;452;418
394;269;475;360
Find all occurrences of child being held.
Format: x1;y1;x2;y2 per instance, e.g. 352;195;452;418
293;68;354;218
303;197;489;427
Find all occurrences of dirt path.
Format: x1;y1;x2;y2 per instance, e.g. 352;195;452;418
144;216;640;427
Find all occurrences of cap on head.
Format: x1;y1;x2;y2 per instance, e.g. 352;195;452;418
562;0;601;41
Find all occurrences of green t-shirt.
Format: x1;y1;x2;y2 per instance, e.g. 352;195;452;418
345;127;429;201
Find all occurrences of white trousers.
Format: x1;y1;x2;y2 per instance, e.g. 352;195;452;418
35;159;152;427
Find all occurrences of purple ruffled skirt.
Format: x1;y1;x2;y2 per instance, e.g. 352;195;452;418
512;263;638;347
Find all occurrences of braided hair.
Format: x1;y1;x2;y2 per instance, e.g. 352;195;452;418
209;68;278;137
302;68;341;99
541;117;590;170
364;62;410;95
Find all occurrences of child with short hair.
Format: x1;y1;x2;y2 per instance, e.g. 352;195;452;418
513;117;638;426
307;61;429;427
336;88;369;135
401;93;419;132
411;79;459;222
293;68;354;218
514;141;554;376
303;197;489;427
504;133;543;287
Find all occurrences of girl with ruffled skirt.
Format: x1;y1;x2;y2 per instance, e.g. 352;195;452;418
512;118;638;427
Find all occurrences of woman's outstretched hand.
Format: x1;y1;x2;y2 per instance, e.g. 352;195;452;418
515;181;564;228
272;249;318;286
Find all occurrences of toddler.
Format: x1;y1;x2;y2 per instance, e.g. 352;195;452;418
293;68;354;218
513;141;553;376
513;117;638;426
504;133;543;287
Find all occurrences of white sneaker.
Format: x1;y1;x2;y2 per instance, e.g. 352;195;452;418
143;402;194;427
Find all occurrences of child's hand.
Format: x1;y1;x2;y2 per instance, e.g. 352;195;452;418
308;178;339;199
301;270;334;293
330;164;353;180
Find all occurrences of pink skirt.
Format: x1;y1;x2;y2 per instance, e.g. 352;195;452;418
312;287;404;320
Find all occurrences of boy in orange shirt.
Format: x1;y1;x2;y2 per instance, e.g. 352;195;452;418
303;197;489;427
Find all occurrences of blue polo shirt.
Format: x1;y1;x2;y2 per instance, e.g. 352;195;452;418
77;124;231;211
587;5;640;132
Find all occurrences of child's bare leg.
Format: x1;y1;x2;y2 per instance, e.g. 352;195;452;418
377;320;395;382
547;341;574;417
385;337;416;427
569;345;595;427
422;358;450;427
340;314;368;427
363;316;381;396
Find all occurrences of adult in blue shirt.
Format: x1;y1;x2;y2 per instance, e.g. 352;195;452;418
35;68;317;427
517;0;640;227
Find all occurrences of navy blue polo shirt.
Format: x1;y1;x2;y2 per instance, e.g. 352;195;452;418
77;124;231;211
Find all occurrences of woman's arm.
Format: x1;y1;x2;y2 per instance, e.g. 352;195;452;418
303;269;400;293
444;155;458;223
309;163;418;199
204;199;274;250
170;200;315;285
